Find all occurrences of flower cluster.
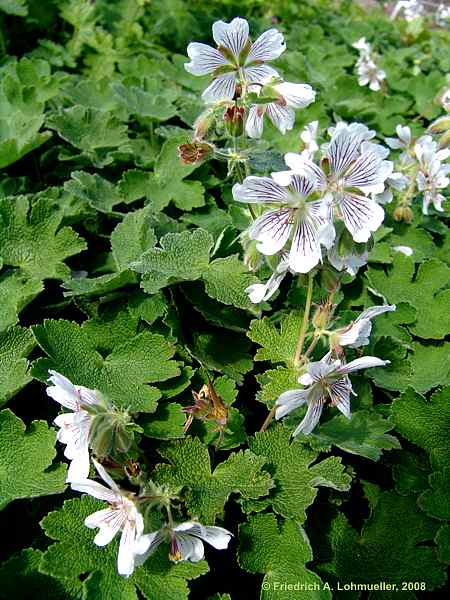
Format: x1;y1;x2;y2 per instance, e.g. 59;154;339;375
391;0;424;21
385;124;450;217
352;37;386;92
47;372;232;577
275;304;395;435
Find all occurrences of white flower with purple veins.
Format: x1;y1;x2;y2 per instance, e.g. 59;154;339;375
385;124;414;164
333;304;396;348
327;242;368;276
47;370;101;482
375;171;410;204
185;17;285;102
275;353;389;435
138;522;232;564
285;125;392;243
246;81;316;138
71;460;150;577
415;135;450;214
233;173;334;273
300;121;319;157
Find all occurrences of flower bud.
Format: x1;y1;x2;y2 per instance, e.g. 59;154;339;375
224;105;245;137
438;130;450;150
429;115;450;134
89;410;137;459
243;239;262;271
193;109;215;139
393;205;413;223
312;304;331;330
177;141;213;165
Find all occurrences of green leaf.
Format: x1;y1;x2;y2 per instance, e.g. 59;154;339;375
309;410;400;461
112;81;178;121
0;196;87;280
0;409;66;510
418;468;450;520
366;255;450;340
202;255;259;311
31;319;179;413
248;311;303;366
436;525;450;564
47;106;131;167
239;514;331;600
0;326;35;407
132;229;213;294
154;437;273;521
244;425;351;521
321;492;447;598
0;271;43;333
140;402;185;439
0;0;27;16
40;496;208;600
64;171;123;214
256;367;299;407
0;549;82;600
391;387;450;469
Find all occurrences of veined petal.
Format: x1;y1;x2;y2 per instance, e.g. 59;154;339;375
134;530;165;567
202;72;236;102
85;508;124;544
271;169;295;186
212;18;249;58
344;152;392;194
328;380;352;418
246;267;287;303
308;359;340;382
275;388;309;419
284;153;327;189
327;130;362;176
175;532;205;562
70;479;118;503
232;176;288;204
118;519;137;577
47;375;79;411
396;125;411;145
338;319;372;348
266;102;295;135
273;82;316;108
66;447;91;482
288;217;322;273
357;304;396;321
292;396;325;436
246;28;286;63
177;523;232;550
185;42;229;75
290;174;316;197
78;386;101;408
338;356;389;374
244;63;280;85
249;209;293;255
245;105;265;138
93;459;121;493
338;192;385;243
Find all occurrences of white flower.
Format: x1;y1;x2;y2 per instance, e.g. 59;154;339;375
327;242;368;276
285;125;392;243
355;56;386;92
391;0;423;21
352;37;372;56
275;353;389;435
414;135;450;214
246;81;316;138
246;256;290;303
374;171;410;204
333;304;396;348
300;121;319;157
436;4;450;26
441;89;450;112
185;18;285;102
71;460;150;577
47;370;101;482
233;172;334;273
138;521;232;564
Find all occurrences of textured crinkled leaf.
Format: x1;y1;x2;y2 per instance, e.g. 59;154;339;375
321;492;446;598
140;402;185;439
202;255;259;311
154;437;273;521
239;514;331;599
0;271;43;332
391;387;450;469
112;81;178;121
368;302;416;346
182;284;249;332
0;326;35;407
366;255;450;339
31;319;179;412
436;525;450;564
64;171;123;214
248;311;303;366
391;450;429;496
40;496;208;600
0;548;82;599
309;410;400;461
256;367;299;407
244;425;351;521
0;196;86;280
132;229;213;294
0;0;27;16
418;468;450;520
0;409;66;510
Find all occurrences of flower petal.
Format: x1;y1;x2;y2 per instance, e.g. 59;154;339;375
288;217;322;273
338;192;385;243
327;130;362;176
212;18;249;58
266;102;295;134
328;380;352;418
344;152;392;194
185;42;229;75
246;28;286;62
93;459;121;493
85;508;124;545
284;153;327;189
292;396;325;436
338;356;389;374
192;524;232;549
66;447;91;482
175;532;205;562
245;105;265;138
118;519;138;577
70;479;118;503
244;64;280;85
357;304;396;322
273;82;316;108
275;388;309;419
232;176;288;204
249;209;293;255
202;72;236;102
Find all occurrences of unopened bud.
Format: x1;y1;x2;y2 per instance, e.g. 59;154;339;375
193;109;215;139
244;239;262;271
224;105;245;137
438;130;450;149
428;115;450;134
89;410;137;459
312;304;331;330
393;205;414;223
178;141;213;165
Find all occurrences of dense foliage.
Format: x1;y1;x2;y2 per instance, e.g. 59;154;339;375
0;1;449;598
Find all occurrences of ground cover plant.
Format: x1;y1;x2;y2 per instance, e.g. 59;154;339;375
0;0;450;598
